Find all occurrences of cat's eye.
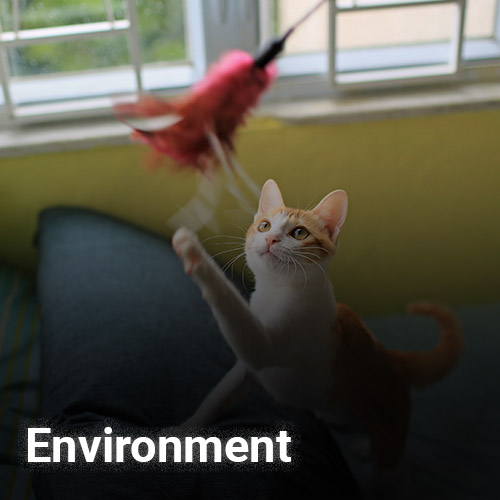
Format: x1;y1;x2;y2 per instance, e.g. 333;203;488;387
291;227;309;240
258;221;271;232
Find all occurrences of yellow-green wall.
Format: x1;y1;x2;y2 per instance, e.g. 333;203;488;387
1;109;499;314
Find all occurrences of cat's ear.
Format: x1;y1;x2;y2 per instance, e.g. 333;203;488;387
256;179;284;219
313;190;348;242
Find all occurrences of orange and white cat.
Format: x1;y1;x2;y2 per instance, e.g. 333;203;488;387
172;179;462;474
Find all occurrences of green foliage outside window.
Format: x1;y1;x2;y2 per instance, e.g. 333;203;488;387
0;0;186;77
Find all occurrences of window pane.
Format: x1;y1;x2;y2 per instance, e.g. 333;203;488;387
464;0;497;39
273;0;329;54
337;5;456;51
336;0;444;6
136;0;187;63
270;0;467;56
5;0;125;30
462;0;500;61
0;1;187;66
8;36;130;77
335;4;459;79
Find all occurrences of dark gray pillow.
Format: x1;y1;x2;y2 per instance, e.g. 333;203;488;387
32;207;360;500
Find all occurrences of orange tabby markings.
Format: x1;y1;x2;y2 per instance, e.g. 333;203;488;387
329;302;462;468
173;179;463;480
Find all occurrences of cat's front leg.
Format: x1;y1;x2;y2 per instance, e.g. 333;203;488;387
172;227;273;370
182;361;254;427
172;227;228;300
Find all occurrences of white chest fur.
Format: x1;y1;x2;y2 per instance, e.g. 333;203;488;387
249;278;338;410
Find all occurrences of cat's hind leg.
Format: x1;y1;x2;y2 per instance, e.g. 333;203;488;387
369;420;411;500
371;455;411;500
182;361;252;427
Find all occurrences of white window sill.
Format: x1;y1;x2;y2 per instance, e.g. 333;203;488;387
264;80;500;124
1;80;500;158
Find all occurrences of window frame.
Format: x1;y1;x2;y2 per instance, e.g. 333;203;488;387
261;0;500;102
0;0;499;126
0;0;201;125
328;0;500;88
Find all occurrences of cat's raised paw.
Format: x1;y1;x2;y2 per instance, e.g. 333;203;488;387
172;227;204;275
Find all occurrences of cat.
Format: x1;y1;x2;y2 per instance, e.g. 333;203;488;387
172;179;463;474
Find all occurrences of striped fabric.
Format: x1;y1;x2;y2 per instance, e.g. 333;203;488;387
0;264;39;500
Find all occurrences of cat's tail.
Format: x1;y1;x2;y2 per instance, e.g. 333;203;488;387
392;302;464;389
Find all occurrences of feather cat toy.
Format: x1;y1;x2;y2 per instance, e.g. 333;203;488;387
114;50;276;174
115;0;330;230
172;180;463;494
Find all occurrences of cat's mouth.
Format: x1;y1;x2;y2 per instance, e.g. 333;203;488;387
261;248;284;262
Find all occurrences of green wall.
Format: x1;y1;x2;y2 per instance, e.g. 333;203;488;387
1;109;499;314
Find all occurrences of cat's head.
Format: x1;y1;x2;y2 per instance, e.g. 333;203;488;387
245;179;348;281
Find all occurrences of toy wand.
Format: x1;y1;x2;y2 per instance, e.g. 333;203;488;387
255;0;329;68
115;0;330;230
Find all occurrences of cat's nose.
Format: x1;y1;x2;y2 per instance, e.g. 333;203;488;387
266;235;280;249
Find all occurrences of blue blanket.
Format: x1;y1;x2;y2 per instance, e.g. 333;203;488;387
0;264;39;500
1;250;499;498
335;304;500;499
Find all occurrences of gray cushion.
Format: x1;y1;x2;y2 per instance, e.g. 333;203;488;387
32;207;360;500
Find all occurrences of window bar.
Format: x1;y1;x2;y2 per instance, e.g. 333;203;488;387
337;0;460;13
451;0;466;72
258;0;274;47
1;22;132;48
329;0;338;86
185;0;208;80
330;0;465;87
104;0;116;26
13;0;20;34
243;0;254;22
495;0;500;43
126;0;143;94
0;19;14;120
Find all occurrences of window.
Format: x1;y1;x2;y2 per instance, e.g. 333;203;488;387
0;0;193;123
0;0;499;125
264;0;500;86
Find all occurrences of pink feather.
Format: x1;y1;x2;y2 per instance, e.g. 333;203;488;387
115;51;277;172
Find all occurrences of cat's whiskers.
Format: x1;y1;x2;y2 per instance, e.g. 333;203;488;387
230;255;245;280
289;255;298;281
280;255;291;279
295;250;322;260
229;222;249;236
202;234;246;244
222;251;246;275
210;246;246;259
269;251;291;279
303;195;321;212
285;255;292;280
303;246;333;257
213;241;247;246
293;251;329;286
288;254;308;290
276;253;298;281
240;262;250;295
